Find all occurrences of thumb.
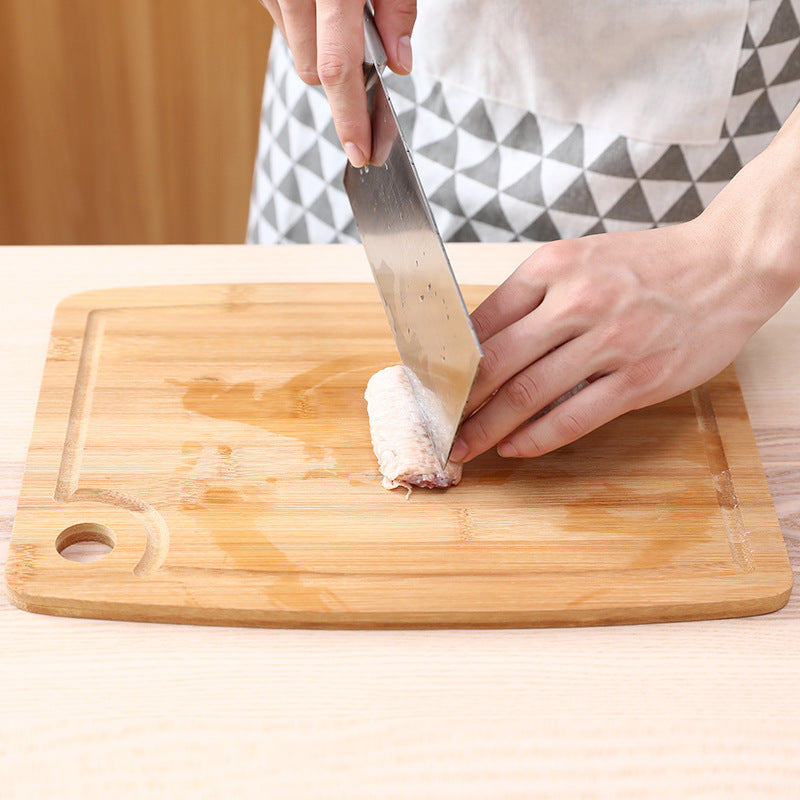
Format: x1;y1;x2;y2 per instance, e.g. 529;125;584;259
374;0;417;74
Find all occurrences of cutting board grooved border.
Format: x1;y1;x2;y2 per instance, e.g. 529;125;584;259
691;384;755;571
55;309;104;502
5;282;792;627
55;309;169;576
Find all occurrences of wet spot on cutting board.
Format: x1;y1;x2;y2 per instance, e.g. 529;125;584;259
171;356;378;478
177;481;342;612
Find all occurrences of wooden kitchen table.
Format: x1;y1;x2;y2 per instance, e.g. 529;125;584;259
2;244;799;799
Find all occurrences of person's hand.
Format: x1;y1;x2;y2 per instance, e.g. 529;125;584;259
449;123;800;462
259;1;416;167
449;223;755;462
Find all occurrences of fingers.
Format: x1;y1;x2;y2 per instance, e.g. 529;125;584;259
464;292;573;418
470;260;548;345
316;0;371;166
447;221;764;464
260;1;286;35
461;255;551;418
266;2;419;168
281;0;322;84
453;335;596;462
374;0;417;74
497;375;631;458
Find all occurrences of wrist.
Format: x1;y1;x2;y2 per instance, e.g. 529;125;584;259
700;111;800;322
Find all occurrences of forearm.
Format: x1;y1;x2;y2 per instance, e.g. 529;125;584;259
702;101;800;323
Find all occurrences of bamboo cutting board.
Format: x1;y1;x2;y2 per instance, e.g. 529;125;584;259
6;282;793;627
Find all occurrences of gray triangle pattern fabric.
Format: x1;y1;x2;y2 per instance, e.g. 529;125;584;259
247;1;800;244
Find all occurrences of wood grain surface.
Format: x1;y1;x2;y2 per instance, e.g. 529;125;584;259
6;282;792;627
1;244;799;799
0;0;271;244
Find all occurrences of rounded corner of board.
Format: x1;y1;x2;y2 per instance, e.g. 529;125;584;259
53;287;107;312
4;572;40;616
771;569;795;612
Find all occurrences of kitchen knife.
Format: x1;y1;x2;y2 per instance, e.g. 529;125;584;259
344;4;482;469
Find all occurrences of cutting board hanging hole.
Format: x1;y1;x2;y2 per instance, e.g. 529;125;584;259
56;522;115;563
5;282;791;627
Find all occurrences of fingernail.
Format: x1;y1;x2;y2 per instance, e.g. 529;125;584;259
450;436;468;463
343;141;367;168
497;441;518;458
397;35;413;73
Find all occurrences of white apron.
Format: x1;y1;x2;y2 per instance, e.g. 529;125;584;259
413;0;749;145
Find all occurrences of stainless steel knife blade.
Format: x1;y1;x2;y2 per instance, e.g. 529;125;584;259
344;6;482;469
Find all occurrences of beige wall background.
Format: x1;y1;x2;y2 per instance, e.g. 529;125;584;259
0;0;273;244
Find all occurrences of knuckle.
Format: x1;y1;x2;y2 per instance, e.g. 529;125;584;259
532;238;567;264
555;409;586;441
529;239;575;275
467;414;493;449
513;407;586;459
470;308;493;342
504;371;540;414
377;0;417;26
477;339;503;381
396;0;418;18
396;6;418;29
509;425;547;458
316;54;354;86
624;357;659;388
596;318;633;358
521;246;556;283
564;276;599;319
599;317;626;345
618;357;668;406
459;413;494;458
